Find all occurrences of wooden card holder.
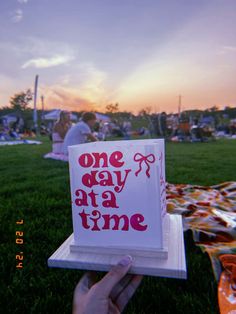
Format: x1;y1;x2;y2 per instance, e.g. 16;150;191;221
48;214;186;279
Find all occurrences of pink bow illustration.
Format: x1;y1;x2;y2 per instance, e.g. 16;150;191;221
133;153;156;178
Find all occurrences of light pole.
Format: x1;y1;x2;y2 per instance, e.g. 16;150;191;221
33;74;39;133
41;95;45;121
178;95;182;118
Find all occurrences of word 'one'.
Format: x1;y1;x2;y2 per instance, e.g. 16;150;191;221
78;151;124;168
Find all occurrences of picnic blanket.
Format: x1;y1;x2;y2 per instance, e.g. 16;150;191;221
44;152;68;162
166;181;236;281
0;140;42;146
217;254;236;314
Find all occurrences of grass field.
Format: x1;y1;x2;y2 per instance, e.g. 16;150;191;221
1;137;235;314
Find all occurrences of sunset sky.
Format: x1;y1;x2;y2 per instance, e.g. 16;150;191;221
0;0;236;113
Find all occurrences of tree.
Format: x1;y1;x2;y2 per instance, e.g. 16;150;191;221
8;90;34;131
10;89;32;112
138;106;152;117
0;106;14;116
209;106;219;112
105;103;119;114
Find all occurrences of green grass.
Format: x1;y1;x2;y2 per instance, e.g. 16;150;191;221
1;138;235;313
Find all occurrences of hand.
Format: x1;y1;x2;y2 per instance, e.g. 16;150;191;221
73;255;143;314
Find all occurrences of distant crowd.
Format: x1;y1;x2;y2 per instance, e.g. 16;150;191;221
148;112;236;142
1;110;236;145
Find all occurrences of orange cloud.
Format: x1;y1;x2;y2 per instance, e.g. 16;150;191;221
41;85;97;112
38;63;110;112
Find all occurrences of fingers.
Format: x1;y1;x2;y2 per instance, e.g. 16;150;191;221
110;274;133;301
95;255;133;297
115;275;143;312
74;272;96;296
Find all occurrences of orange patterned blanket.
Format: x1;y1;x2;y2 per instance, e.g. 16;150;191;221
166;182;236;280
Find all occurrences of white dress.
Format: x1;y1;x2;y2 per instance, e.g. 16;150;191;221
52;132;64;154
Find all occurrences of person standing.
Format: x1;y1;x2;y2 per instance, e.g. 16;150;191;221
63;112;98;155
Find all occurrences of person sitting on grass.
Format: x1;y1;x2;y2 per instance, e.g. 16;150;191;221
52;110;71;154
63;112;98;155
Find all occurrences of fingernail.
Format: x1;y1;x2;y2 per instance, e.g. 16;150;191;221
118;255;132;266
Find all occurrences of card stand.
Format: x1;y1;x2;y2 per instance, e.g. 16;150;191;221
48;214;187;279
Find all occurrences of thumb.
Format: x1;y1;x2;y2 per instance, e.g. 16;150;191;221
95;255;133;297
